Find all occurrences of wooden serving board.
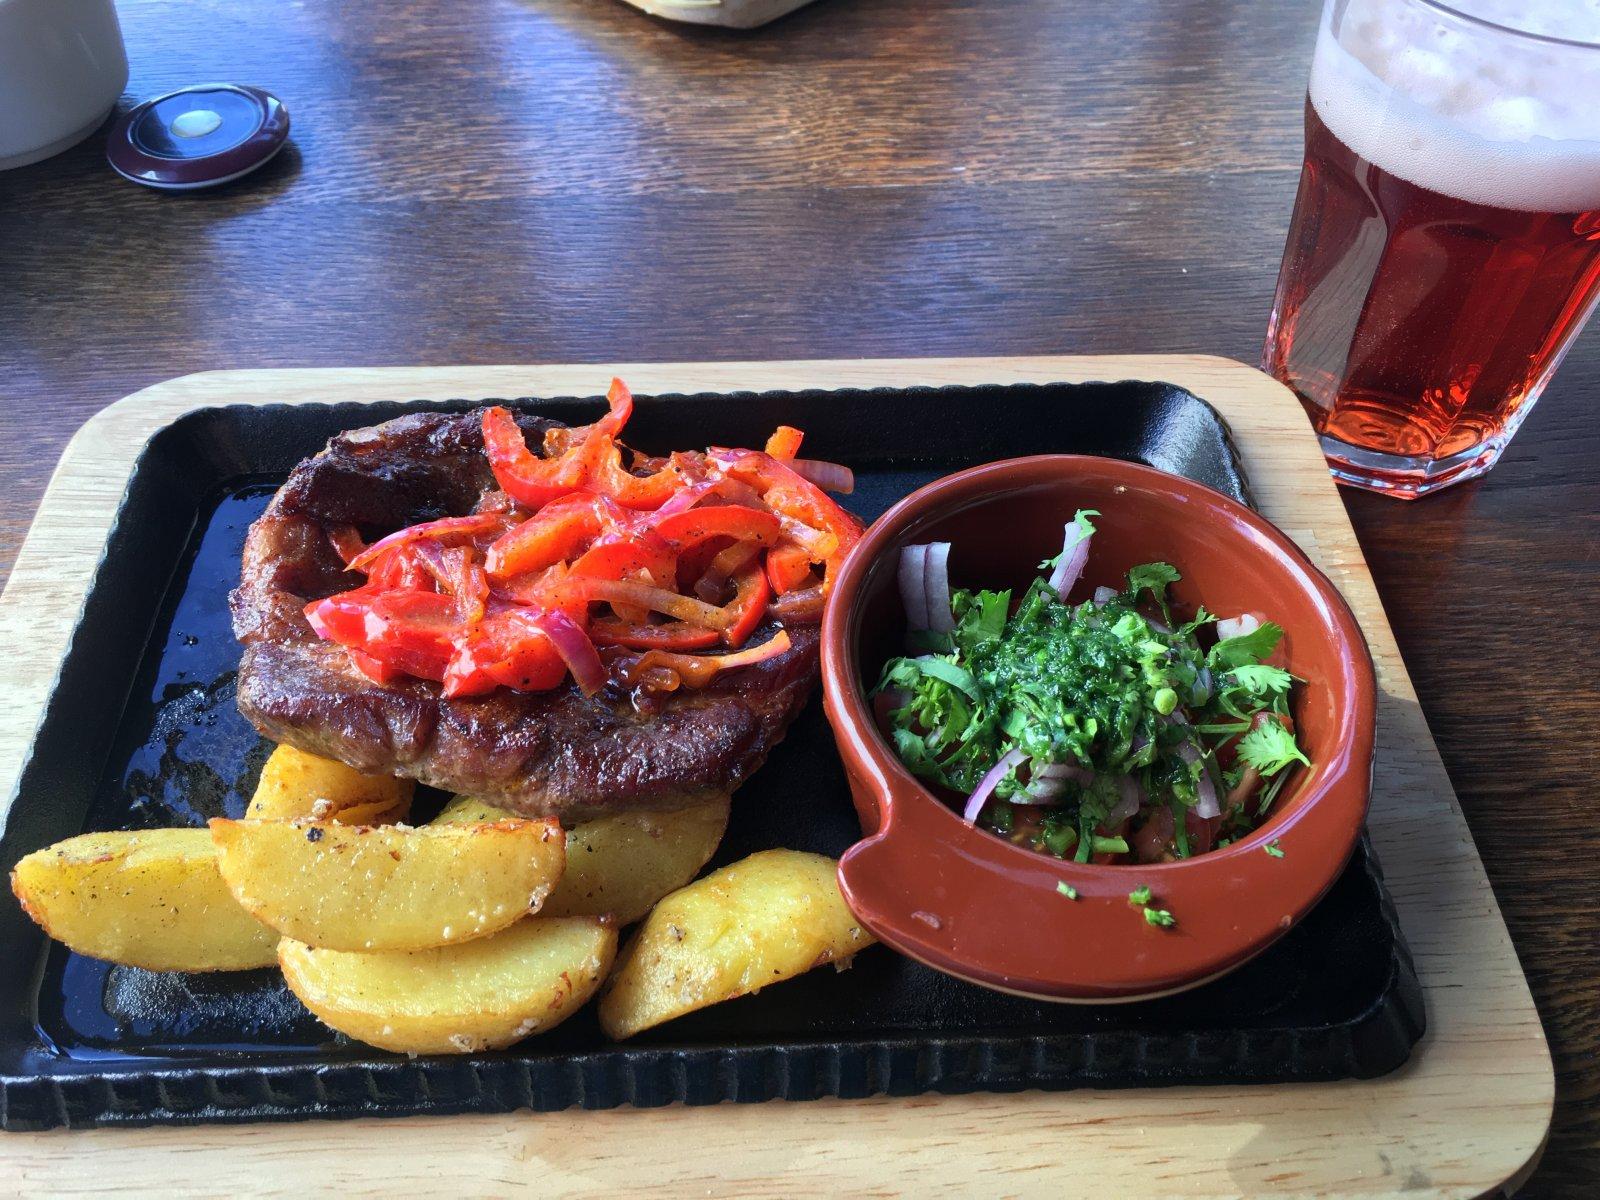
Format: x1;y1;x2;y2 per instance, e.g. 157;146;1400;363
0;357;1552;1198
617;0;815;30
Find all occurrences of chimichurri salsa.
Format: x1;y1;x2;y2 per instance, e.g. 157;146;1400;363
874;512;1309;864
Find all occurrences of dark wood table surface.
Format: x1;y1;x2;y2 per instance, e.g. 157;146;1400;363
1;0;1595;1191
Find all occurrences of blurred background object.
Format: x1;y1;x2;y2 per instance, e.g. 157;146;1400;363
618;0;817;29
0;0;127;170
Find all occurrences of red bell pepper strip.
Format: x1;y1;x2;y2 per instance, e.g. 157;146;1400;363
765;542;816;594
567;535;677;590
485;493;625;579
720;564;771;648
764;425;804;460
482;406;588;509
588;440;681;510
652;505;781;554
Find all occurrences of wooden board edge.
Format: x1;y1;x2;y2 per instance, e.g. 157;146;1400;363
0;357;1554;1199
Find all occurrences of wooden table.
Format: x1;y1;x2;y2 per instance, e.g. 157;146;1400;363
0;0;1593;1193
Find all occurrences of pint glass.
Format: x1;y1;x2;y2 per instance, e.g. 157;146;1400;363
1263;0;1600;497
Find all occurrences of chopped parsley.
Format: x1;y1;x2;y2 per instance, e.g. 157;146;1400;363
874;512;1311;865
1264;840;1285;858
1144;908;1177;928
1127;885;1153;907
1056;881;1079;900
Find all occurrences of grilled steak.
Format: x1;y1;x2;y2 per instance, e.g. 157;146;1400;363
231;409;822;821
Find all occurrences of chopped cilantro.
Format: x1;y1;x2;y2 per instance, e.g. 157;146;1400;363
1237;717;1311;777
1208;620;1284;670
1039;509;1100;571
1264;840;1285;858
1127;885;1153;907
1144;908;1177;928
1125;562;1182;621
874;527;1311;870
1056;881;1078;900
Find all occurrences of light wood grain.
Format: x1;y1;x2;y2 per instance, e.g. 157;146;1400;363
0;357;1552;1199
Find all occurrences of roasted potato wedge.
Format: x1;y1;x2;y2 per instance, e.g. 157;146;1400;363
280;916;616;1055
247;743;413;825
210;817;564;952
10;829;278;972
598;849;875;1040
434;794;730;925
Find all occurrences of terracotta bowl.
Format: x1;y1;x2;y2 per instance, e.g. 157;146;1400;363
821;455;1376;1002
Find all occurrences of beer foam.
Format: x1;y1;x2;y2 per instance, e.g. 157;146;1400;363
1310;0;1600;212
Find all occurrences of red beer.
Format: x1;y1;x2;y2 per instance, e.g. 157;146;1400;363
1263;0;1600;497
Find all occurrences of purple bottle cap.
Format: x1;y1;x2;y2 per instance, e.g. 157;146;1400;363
106;84;289;191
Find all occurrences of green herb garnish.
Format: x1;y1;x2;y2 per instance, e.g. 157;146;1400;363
874;513;1312;866
1127;885;1153;907
1264;840;1285;858
1056;881;1079;900
1144;908;1177;928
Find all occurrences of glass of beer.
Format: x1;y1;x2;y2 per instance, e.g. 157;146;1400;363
1263;0;1600;498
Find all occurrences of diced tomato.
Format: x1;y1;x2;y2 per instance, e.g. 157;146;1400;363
764;425;804;460
1132;808;1175;864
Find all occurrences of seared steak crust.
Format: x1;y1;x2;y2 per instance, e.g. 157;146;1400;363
231;410;822;820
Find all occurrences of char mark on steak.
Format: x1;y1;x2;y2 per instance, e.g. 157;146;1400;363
231;409;822;821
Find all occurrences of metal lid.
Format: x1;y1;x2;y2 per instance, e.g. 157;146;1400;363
106;84;289;191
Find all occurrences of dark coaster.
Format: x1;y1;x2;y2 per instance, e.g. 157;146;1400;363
106;84;288;191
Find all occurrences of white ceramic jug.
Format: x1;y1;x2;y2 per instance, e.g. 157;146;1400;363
0;0;127;170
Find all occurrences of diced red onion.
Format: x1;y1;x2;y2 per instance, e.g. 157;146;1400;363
898;544;931;630
1019;775;1066;803
1092;586;1118;607
651;479;717;518
534;610;608;696
790;459;855;495
923;542;955;634
963;748;1026;823
1046;522;1092;601
1217;612;1262;642
1104;775;1144;828
1173;739;1221;818
1040;762;1094;786
1195;768;1222;819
